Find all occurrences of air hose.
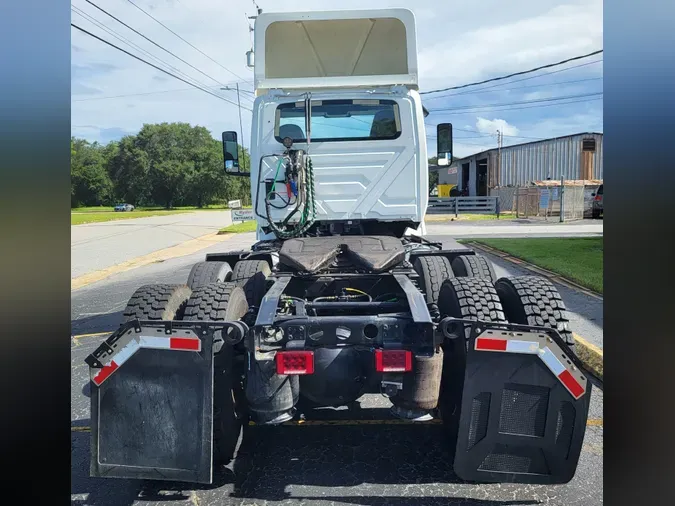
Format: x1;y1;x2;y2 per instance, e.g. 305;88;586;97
265;155;316;239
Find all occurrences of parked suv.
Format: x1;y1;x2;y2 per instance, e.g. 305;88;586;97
591;184;603;219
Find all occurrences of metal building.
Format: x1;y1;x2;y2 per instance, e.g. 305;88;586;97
449;132;603;196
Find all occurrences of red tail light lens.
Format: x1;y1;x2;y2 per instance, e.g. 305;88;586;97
375;350;412;372
275;351;315;375
594;195;601;201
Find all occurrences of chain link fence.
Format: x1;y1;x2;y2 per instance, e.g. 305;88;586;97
513;184;585;221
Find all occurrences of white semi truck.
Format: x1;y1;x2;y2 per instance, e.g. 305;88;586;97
86;9;590;486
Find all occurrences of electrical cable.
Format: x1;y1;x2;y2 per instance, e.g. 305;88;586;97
429;92;603;113
71;23;251;110
82;0;235;89
72;6;231;103
427;59;602;99
124;0;252;83
421;50;603;95
423;77;603;101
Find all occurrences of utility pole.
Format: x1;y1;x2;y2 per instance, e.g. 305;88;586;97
497;129;502;187
221;84;246;172
235;83;245;172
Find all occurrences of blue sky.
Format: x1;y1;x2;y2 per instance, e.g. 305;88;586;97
71;0;603;158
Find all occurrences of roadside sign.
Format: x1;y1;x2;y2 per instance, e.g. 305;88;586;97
228;199;242;209
551;188;560;200
231;209;254;222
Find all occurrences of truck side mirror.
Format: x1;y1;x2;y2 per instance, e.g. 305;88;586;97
222;131;248;177
436;123;453;166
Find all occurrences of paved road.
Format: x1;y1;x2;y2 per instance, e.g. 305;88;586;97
425;219;602;239
71;211;232;278
71;232;602;506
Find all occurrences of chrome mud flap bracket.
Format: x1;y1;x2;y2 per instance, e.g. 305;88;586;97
86;319;248;484
441;319;592;485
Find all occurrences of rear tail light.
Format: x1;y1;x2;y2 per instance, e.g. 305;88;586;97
275;351;314;375
375;349;412;372
594;194;601;201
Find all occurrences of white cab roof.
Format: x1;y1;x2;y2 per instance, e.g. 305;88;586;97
253;9;418;92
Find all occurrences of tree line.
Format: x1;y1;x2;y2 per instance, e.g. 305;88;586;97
71;122;251;209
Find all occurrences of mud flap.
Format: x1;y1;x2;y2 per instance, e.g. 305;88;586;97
87;322;220;484
452;325;592;484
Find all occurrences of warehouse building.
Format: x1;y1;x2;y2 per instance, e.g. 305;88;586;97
449;132;603;196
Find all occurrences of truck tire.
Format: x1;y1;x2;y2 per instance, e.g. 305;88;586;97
186;261;233;289
183;282;249;466
231;259;271;307
436;278;506;440
122;284;192;322
494;276;575;353
413;255;454;304
451;254;497;282
437;277;507;327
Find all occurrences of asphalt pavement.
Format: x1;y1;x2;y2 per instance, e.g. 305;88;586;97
71;227;603;506
71;211;233;278
424;218;603;239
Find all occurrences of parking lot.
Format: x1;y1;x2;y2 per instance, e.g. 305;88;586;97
71;231;602;506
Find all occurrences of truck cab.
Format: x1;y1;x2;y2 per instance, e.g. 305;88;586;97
223;9;451;239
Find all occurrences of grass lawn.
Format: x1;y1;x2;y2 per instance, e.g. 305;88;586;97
218;220;257;234
470;237;603;294
71;210;191;225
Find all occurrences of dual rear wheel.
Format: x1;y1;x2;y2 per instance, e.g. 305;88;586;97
121;258;271;466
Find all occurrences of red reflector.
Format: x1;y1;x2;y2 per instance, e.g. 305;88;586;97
558;370;585;398
374;350;412;372
475;338;508;351
276;351;314;375
93;360;119;386
170;337;201;351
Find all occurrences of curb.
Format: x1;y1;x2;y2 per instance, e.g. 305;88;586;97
466;241;603;380
573;333;603;381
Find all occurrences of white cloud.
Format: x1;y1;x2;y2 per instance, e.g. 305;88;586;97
476;117;519;136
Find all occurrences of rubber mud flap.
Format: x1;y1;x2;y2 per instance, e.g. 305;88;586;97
452;329;591;484
90;330;214;484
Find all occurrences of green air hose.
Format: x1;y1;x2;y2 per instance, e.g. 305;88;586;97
265;155;316;239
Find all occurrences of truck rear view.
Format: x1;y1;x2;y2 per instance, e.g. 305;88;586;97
85;8;591;487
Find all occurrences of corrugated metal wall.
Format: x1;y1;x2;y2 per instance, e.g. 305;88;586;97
488;133;603;187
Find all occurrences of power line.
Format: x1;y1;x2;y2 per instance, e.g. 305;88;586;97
421;49;603;95
427;59;603;100
82;0;237;89
72;6;228;102
423;76;603;101
71;23;251;110
124;0;251;83
435;96;602;116
72;85;252;102
429;92;603;113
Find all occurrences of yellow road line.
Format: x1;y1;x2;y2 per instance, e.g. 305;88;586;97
72;331;112;340
71;232;235;291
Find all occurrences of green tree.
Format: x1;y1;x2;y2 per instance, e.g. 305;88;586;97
77;122;254;208
71;137;113;207
428;157;439;191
